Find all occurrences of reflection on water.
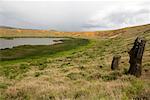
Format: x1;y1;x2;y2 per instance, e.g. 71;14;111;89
0;38;64;49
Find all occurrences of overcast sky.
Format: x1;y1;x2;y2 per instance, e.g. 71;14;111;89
0;0;150;31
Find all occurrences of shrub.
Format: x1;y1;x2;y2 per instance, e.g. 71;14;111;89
87;72;101;80
34;72;43;77
67;72;87;80
0;64;29;79
123;68;128;74
101;71;121;81
122;79;144;99
0;83;8;89
60;62;71;68
74;90;89;99
102;75;117;81
38;63;47;70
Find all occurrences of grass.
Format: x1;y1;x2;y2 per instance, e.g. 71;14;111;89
0;25;149;99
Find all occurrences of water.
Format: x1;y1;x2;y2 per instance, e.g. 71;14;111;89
0;38;64;49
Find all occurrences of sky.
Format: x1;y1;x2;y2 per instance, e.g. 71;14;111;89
0;0;150;32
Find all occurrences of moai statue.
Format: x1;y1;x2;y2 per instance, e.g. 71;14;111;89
111;55;121;70
128;37;146;77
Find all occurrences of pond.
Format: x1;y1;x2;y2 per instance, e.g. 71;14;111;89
0;38;64;49
0;38;89;61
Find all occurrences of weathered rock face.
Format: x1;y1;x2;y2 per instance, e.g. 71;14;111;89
111;55;121;70
128;37;146;77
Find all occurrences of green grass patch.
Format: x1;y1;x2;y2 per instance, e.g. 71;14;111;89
0;39;94;67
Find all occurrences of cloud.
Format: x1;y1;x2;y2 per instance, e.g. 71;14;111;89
0;1;95;31
83;9;150;31
0;0;150;31
83;3;150;31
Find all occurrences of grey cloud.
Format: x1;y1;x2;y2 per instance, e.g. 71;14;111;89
84;8;150;31
107;9;149;24
82;24;110;28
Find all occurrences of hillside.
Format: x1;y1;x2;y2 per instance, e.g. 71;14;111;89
0;24;150;99
0;26;18;29
0;24;150;38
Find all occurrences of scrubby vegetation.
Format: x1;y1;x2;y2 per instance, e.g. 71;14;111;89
0;25;150;99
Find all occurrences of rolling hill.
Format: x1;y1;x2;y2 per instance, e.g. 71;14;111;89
0;24;150;100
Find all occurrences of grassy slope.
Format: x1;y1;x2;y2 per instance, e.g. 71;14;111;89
0;24;150;100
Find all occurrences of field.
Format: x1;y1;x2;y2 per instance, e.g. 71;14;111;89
0;24;150;100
